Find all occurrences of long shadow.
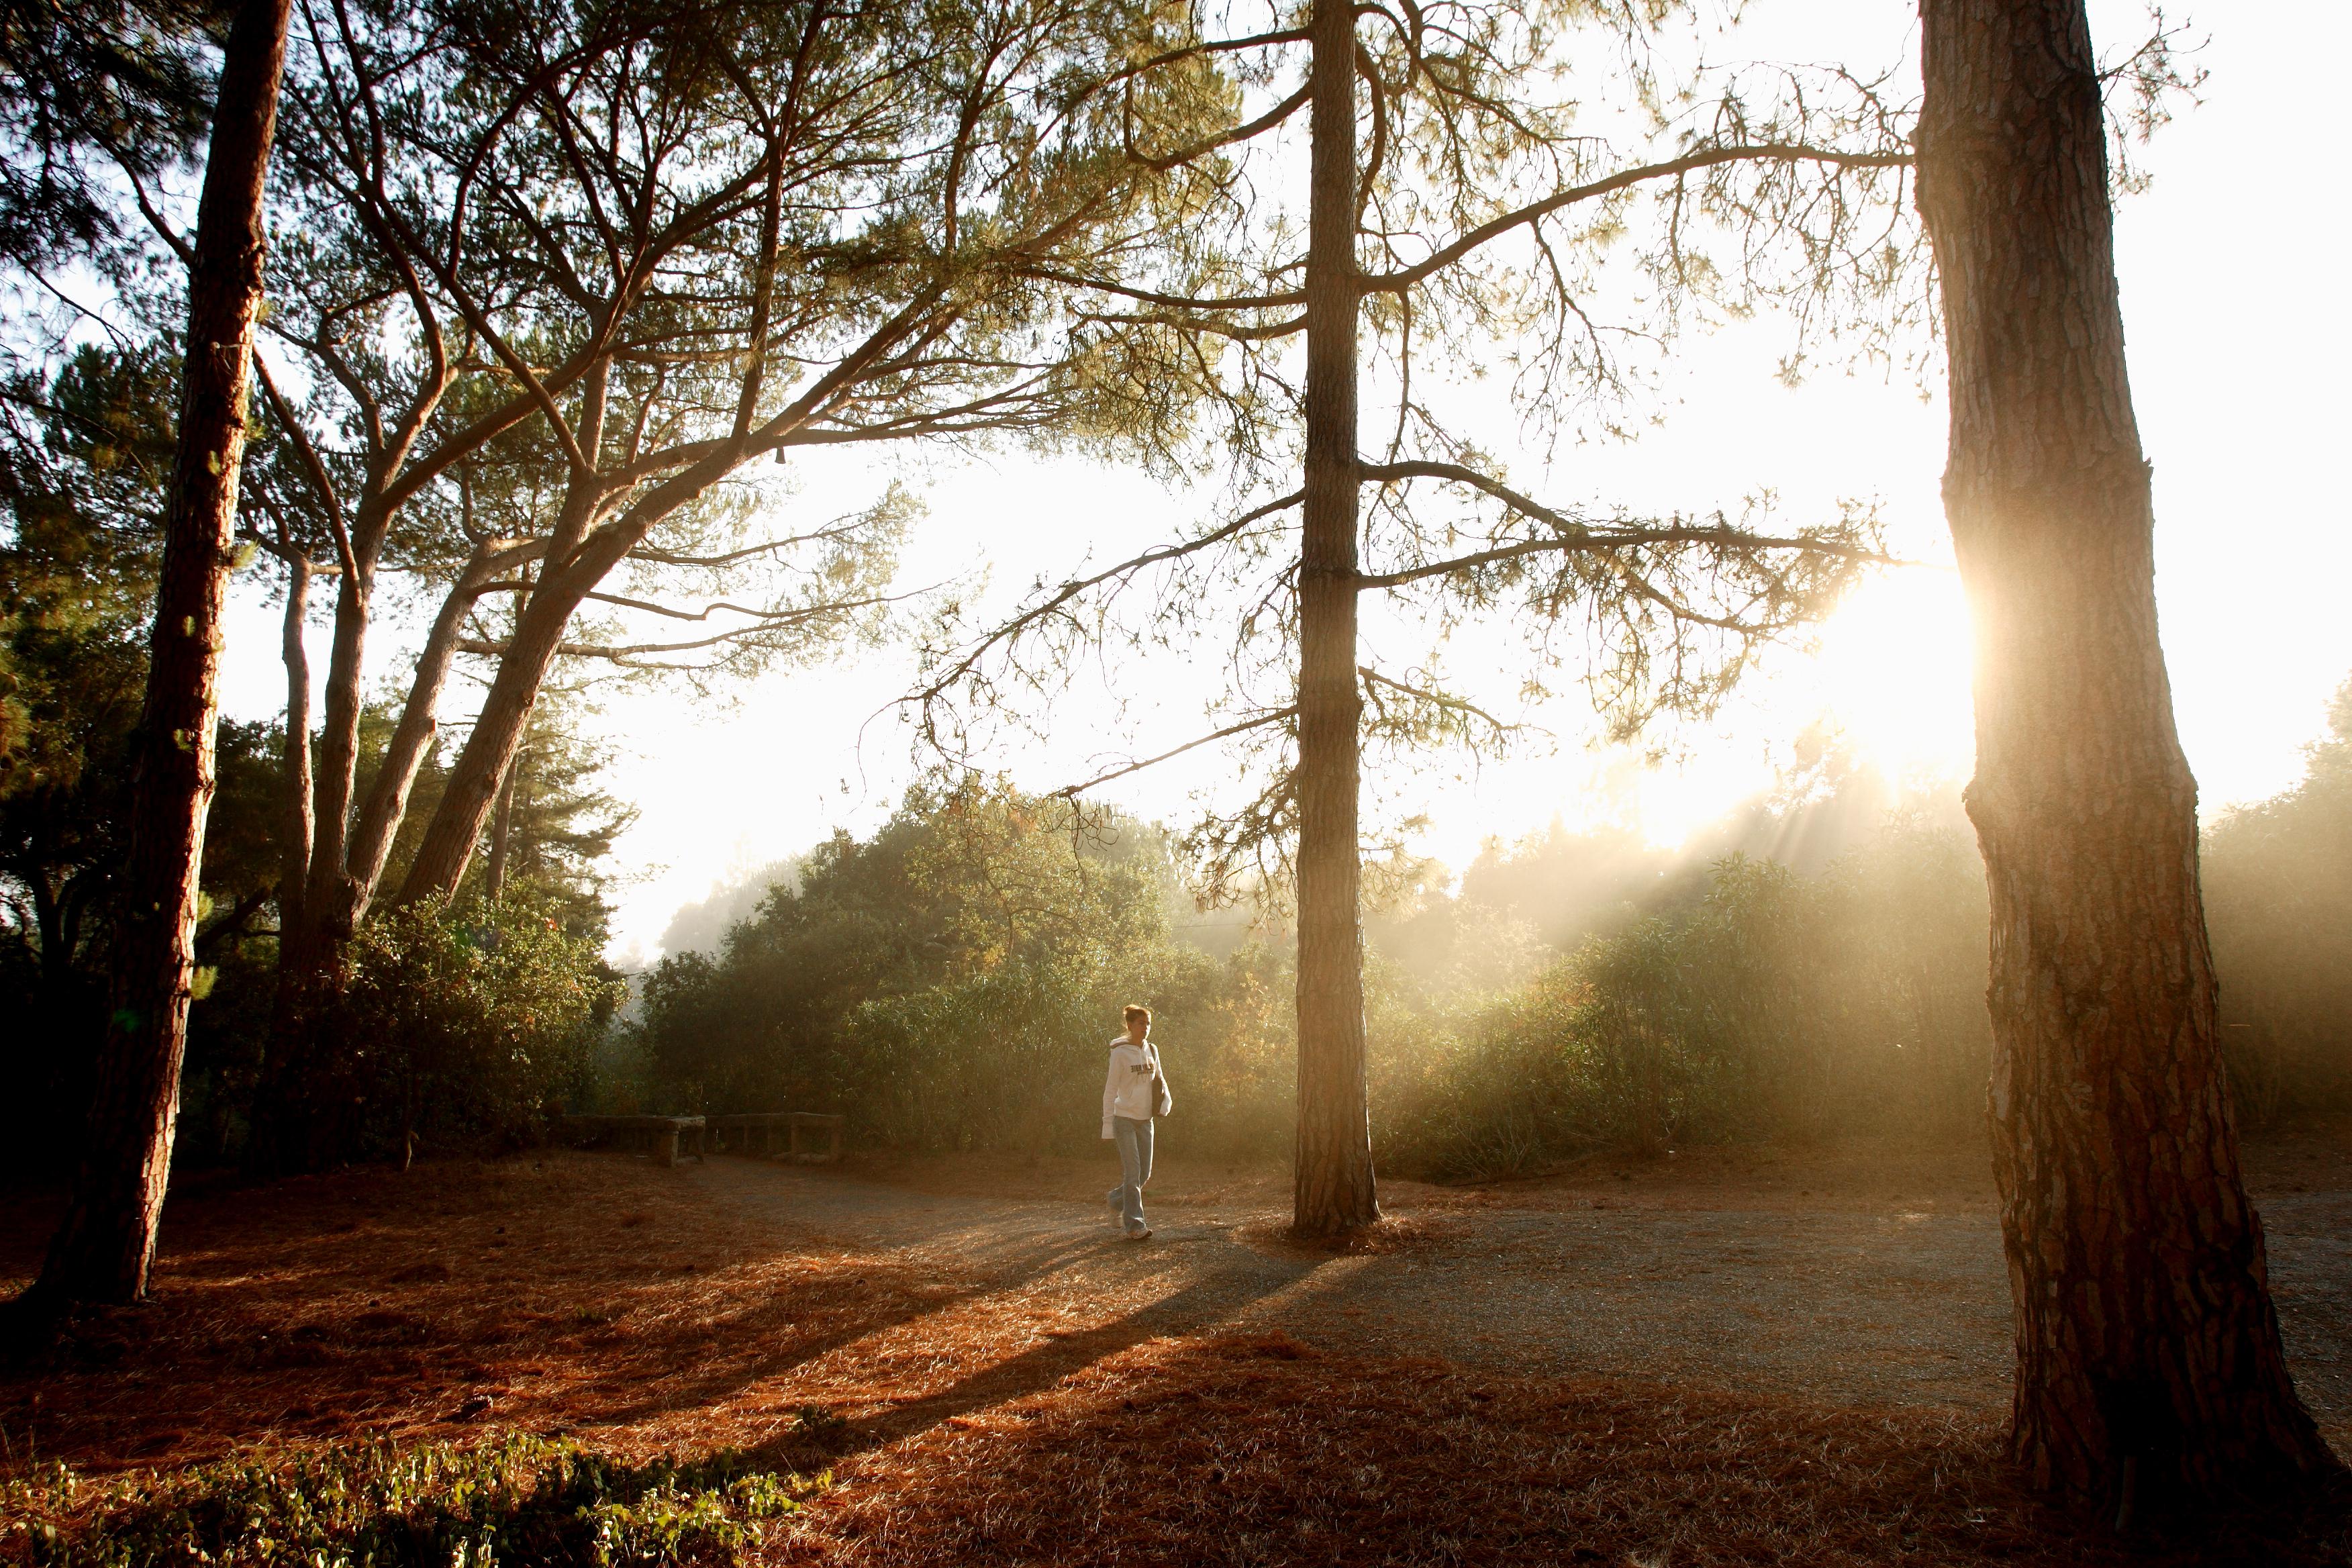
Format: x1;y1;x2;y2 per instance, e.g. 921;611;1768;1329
777;1255;1320;1467
587;1209;1314;1436
0;1168;983;1465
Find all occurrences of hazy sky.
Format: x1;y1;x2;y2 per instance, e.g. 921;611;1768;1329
212;0;2352;963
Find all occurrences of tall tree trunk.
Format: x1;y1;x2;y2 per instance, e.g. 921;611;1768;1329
398;440;614;908
1917;0;2337;1502
485;744;522;903
252;507;379;1173
301;516;376;939
1290;0;1377;1236
250;537;526;1171
30;875;67;991
26;0;292;1307
344;538;534;905
277;553;313;932
397;568;579;905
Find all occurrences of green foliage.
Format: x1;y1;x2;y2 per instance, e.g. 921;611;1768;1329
453;694;638;946
0;1432;816;1567
575;690;2352;1175
3;344;640;1168
0;0;216;268
842;944;1290;1155
1378;822;1994;1179
636;778;1294;1155
634;778;2001;1171
0;342;289;1170
325;901;626;1161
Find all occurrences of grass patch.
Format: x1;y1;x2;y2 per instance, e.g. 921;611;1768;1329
1;1432;819;1567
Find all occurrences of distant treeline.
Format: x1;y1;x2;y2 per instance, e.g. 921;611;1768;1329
626;685;2352;1176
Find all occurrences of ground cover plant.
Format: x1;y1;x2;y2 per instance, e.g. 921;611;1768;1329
5;1434;815;1567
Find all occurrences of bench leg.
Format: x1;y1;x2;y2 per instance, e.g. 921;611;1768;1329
658;1128;679;1167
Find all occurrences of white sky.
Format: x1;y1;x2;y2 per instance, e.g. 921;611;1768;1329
211;0;2352;965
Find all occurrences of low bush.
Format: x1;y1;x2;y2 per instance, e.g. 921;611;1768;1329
0;1432;816;1567
323;899;627;1163
1374;825;1994;1179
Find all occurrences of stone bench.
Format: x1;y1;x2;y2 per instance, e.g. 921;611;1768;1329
707;1112;846;1164
559;1114;707;1167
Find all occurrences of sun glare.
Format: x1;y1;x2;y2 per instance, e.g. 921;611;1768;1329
1615;569;1976;852
1807;571;1977;788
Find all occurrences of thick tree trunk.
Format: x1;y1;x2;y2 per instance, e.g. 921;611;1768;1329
301;522;374;938
1289;0;1377;1236
249;553;328;1175
345;538;532;905
28;0;291;1307
249;538;526;1171
1918;0;2337;1502
30;875;68;989
246;465;380;1172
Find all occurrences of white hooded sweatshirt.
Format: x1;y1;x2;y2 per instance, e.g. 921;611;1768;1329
1101;1034;1169;1137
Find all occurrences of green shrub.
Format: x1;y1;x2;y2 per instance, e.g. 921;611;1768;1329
326;899;626;1162
836;944;1291;1156
0;1433;817;1568
2203;678;2352;1122
1373;826;1996;1178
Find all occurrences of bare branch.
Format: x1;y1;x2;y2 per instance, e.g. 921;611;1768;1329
1056;707;1299;799
1363;144;1914;296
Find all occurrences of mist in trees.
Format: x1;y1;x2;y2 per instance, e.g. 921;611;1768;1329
621;707;2352;1185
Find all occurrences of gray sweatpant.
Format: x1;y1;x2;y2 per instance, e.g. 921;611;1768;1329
1107;1114;1154;1232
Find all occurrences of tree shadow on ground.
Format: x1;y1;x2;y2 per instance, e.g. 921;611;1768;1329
0;1154;961;1467
777;1330;2352;1568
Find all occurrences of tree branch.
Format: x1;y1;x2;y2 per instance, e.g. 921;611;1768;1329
1056;707;1298;799
1363;144;1913;295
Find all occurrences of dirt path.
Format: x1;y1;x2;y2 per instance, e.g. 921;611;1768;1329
685;1148;2352;1446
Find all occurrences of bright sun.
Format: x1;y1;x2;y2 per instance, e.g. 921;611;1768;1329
1808;569;1978;787
1619;567;1979;852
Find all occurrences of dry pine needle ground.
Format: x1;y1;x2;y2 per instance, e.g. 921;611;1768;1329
2;1153;2346;1566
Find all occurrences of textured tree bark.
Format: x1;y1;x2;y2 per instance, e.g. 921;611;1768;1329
27;0;292;1307
252;510;379;1175
344;539;532;903
300;507;377;940
1918;0;2338;1502
395;476;616;907
485;745;522;903
248;536;528;1171
1289;0;1378;1236
275;554;313;934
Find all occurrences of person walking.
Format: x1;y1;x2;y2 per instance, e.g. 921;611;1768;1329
1101;1004;1171;1240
